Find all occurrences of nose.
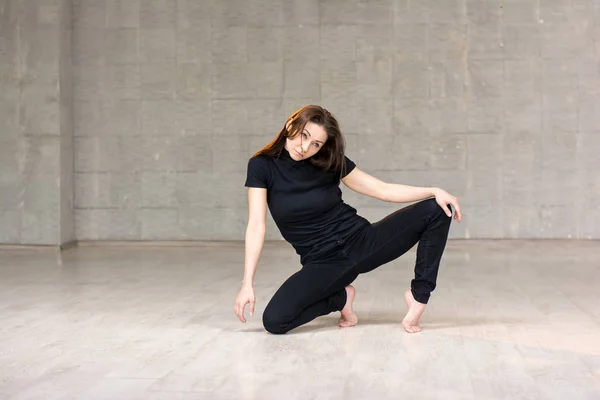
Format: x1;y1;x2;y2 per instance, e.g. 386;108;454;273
301;141;310;153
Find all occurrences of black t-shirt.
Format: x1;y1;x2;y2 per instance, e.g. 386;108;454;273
244;147;370;263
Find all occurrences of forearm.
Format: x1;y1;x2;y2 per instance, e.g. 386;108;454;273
382;183;437;203
243;222;265;287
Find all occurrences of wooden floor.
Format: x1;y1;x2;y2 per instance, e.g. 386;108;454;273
0;240;599;399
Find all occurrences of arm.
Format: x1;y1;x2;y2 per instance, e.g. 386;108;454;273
342;167;462;221
341;167;435;203
242;187;267;288
235;187;267;323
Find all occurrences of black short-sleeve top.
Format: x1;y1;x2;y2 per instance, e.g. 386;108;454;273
244;147;370;261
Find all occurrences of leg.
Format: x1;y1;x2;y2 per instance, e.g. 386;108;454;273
347;198;452;331
262;264;358;335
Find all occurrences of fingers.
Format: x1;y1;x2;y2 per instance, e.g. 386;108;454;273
250;300;255;316
436;189;462;222
234;301;246;323
450;199;462;222
442;203;452;218
453;200;462;222
239;303;246;323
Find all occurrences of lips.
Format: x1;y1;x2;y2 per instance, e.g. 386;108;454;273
295;150;302;157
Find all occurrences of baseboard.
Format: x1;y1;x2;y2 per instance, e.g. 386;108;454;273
59;240;78;250
0;240;78;251
75;240;243;247
1;237;597;251
0;244;59;250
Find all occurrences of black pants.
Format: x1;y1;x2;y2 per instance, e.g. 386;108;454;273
262;198;453;335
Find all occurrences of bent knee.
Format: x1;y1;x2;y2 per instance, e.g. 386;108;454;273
422;198;444;214
423;198;452;220
262;310;290;335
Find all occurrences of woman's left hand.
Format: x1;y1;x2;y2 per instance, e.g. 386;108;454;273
433;188;462;222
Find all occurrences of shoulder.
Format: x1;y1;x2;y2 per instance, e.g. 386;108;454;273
248;153;268;163
245;154;273;189
340;155;356;179
248;154;273;170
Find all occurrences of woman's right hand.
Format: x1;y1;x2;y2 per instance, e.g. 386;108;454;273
234;285;255;323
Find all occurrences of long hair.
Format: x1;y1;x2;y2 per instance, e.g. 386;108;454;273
253;105;347;176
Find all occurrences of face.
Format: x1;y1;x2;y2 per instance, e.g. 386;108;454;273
284;121;328;161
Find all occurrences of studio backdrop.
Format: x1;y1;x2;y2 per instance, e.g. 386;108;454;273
1;0;598;245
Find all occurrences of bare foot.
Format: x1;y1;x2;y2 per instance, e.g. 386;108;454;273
338;285;358;328
402;289;426;333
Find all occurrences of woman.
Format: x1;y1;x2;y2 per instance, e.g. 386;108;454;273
234;105;462;334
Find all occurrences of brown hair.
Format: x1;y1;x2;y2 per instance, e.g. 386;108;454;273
253;105;347;176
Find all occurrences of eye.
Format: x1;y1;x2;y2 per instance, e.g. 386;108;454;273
314;143;320;148
302;132;308;139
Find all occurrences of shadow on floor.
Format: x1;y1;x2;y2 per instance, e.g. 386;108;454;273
230;314;526;335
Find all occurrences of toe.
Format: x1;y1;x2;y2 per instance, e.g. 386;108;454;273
402;323;421;333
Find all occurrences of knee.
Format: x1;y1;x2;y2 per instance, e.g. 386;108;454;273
423;198;452;221
262;308;289;335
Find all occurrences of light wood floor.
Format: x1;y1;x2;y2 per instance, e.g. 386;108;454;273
1;240;599;399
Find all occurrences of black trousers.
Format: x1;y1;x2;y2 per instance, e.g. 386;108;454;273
262;198;453;335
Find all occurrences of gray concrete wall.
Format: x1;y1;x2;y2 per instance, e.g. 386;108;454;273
1;0;599;244
59;0;75;245
0;0;73;245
